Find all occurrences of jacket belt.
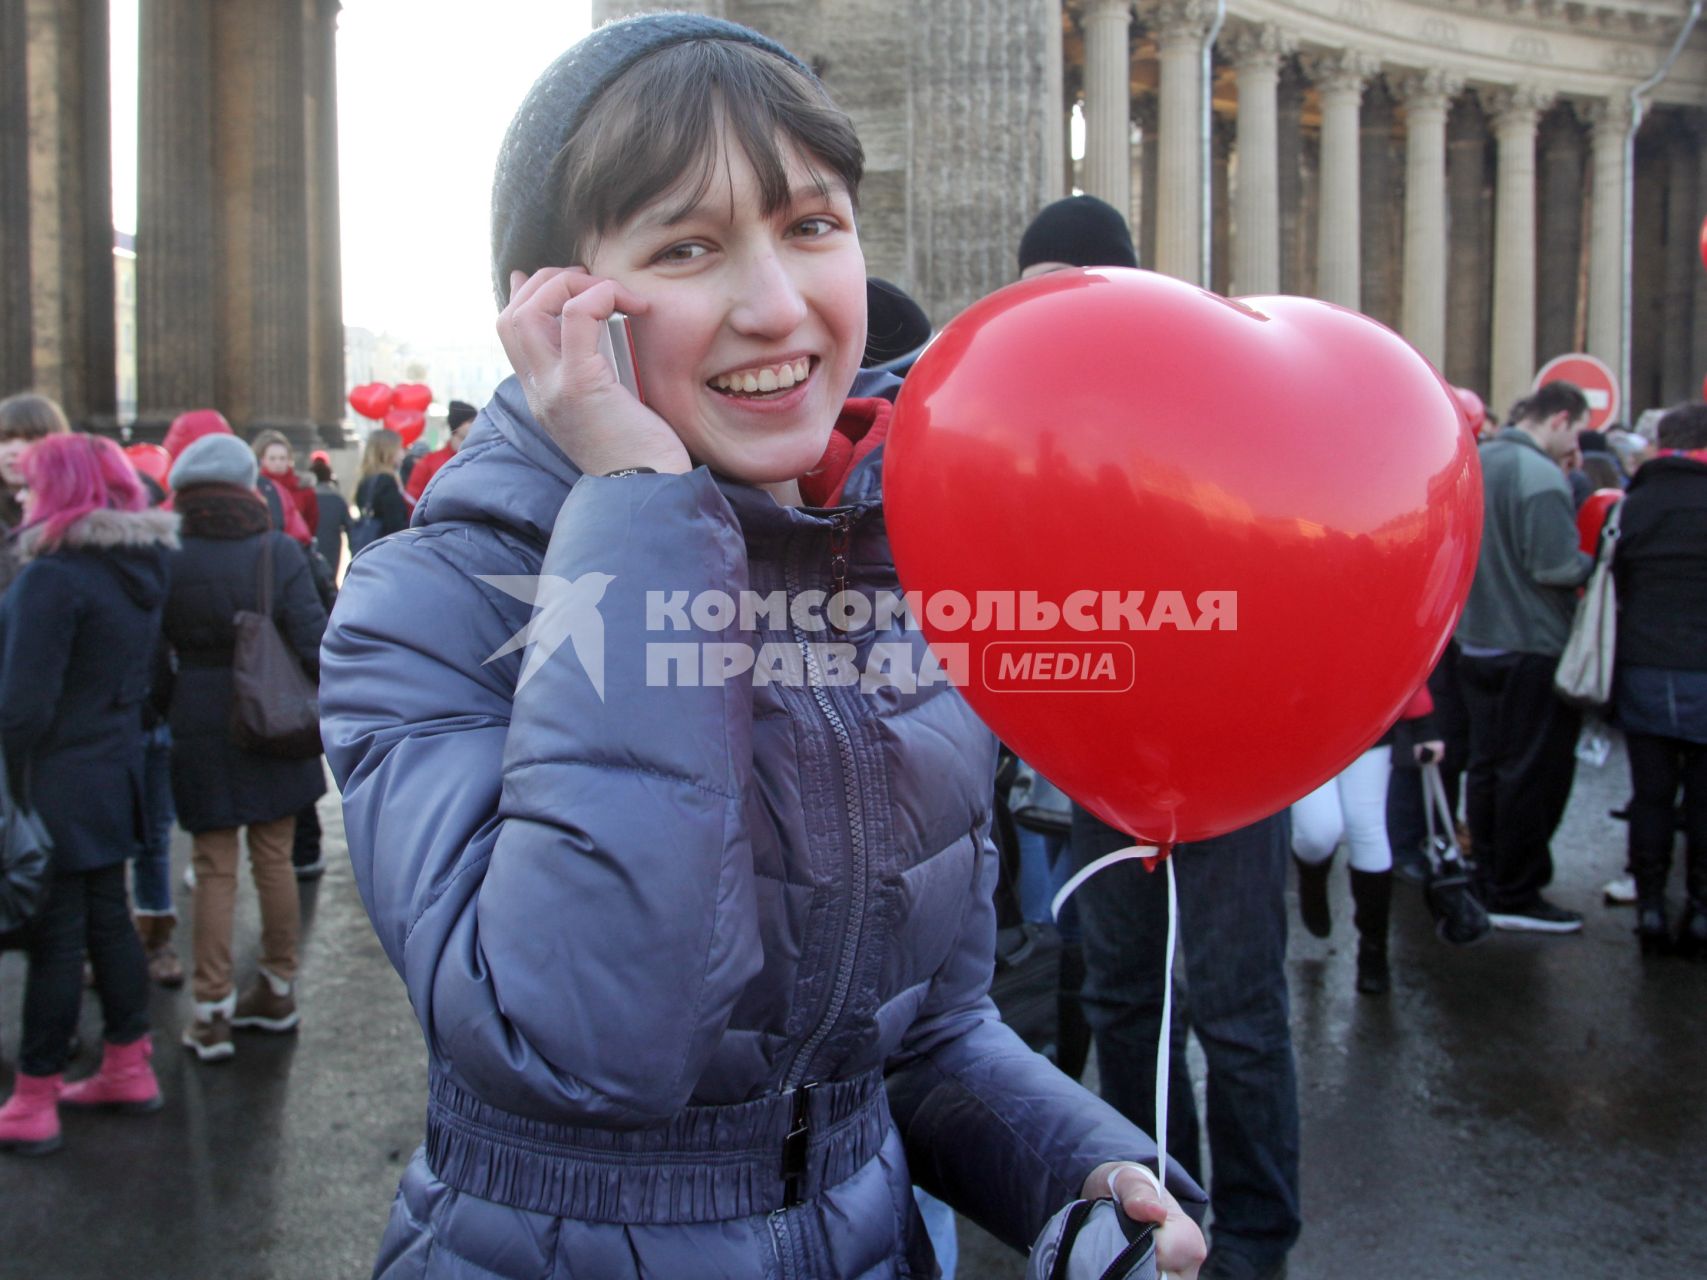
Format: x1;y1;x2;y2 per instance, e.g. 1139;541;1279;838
423;1068;892;1224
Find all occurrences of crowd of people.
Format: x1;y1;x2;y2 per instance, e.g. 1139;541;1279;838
0;13;1703;1280
0;396;475;1137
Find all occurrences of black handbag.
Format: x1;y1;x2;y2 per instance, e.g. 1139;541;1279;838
1420;761;1490;946
229;536;323;760
0;751;53;942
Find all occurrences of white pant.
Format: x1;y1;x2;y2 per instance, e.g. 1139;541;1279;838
1291;745;1394;873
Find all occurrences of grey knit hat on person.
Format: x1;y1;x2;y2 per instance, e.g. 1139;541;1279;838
169;432;258;491
489;11;813;307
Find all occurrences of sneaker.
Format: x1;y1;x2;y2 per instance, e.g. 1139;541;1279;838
182;1013;235;1062
1488;898;1584;933
1602;875;1637;906
231;972;299;1033
292;850;326;882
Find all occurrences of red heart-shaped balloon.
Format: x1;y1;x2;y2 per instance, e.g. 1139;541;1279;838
1451;385;1486;437
392;382;433;413
384;408;425;446
124;442;173;488
349;383;394;420
886;269;1482;845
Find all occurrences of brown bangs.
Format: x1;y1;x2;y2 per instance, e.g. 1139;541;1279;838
554;39;863;264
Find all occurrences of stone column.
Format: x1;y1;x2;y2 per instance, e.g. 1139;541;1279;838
2;0;116;426
1359;77;1400;329
1081;0;1133;216
1487;85;1552;416
1661;120;1697;404
1695;128;1707;391
1136;96;1159;269
593;0;724;18
1536;105;1585;363
1393;69;1460;369
1154;0;1214;283
210;0;316;445
895;0;1055;320
306;0;346;438
0;0;34;394
1043;0;1066;203
136;0;218;433
1307;49;1376;310
1211;115;1233;295
1277;59;1306;295
1585;98;1632;376
1228;22;1290;296
1446;96;1493;396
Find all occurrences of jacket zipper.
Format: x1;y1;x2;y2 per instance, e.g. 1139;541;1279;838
782;511;868;1092
827;512;851;633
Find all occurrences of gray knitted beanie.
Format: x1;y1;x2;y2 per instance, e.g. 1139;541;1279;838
490;12;812;307
170;432;258;492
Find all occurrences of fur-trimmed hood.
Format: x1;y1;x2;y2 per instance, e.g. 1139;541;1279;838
17;507;180;561
16;507;179;609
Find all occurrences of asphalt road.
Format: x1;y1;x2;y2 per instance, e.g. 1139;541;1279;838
3;740;1702;1279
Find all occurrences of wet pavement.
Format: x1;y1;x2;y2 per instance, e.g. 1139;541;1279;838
3;741;1704;1279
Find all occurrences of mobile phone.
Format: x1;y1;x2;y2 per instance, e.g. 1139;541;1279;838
597;313;644;403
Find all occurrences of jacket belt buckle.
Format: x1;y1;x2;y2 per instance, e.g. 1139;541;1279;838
780;1083;820;1209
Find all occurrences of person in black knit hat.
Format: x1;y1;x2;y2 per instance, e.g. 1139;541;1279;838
1018;194;1140;277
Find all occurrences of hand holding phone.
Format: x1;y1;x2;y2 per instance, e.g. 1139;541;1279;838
596;314;644;403
498;267;687;476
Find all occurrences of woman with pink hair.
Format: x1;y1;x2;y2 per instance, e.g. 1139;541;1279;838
0;433;180;1156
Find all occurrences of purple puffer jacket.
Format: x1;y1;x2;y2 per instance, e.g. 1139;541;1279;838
320;373;1202;1279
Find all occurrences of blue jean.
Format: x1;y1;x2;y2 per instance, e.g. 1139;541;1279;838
1015;826;1071;929
130;723;176;916
21;864;151;1074
1067;807;1301;1269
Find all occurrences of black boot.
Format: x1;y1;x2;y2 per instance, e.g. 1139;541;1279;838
1055;941;1092;1081
1676;902;1707;960
1350;869;1392;995
1295;856;1334;938
1636;899;1671;956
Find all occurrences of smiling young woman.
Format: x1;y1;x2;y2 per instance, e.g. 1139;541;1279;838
319;14;1206;1280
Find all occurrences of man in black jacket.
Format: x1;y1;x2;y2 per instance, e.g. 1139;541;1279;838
1612;403;1707;952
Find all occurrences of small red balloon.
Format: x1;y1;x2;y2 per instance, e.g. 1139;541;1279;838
123;442;172;488
885;269;1482;846
392;382;433;413
349;383;394;420
385;408;425;446
1578;488;1623;556
1700;215;1707;274
1451;386;1485;436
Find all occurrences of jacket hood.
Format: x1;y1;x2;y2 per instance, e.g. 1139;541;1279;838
1627;452;1707;494
17;507;179;608
414;370;904;544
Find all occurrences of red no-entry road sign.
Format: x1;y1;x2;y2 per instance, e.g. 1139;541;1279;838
1533;353;1620;433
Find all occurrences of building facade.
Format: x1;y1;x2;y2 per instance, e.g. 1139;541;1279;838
600;0;1707;422
1;0;346;447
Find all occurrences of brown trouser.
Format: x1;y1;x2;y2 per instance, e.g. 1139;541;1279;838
190;816;299;1005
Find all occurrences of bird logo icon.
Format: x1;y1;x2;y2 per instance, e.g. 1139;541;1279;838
477;572;616;699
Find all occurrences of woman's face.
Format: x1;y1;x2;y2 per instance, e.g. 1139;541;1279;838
583;130;867;487
260;443;293;476
0;437;31;490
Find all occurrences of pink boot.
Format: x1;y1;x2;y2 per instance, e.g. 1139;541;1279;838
60;1035;163;1114
0;1072;64;1155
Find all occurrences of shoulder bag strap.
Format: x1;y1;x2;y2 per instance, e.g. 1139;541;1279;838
255;532;276;618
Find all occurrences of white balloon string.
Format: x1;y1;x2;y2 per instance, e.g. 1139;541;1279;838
1053;840;1178;1276
1050;844;1159;923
